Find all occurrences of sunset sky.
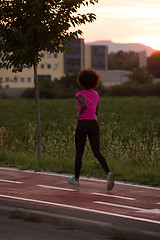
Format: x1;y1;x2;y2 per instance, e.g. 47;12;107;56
77;0;160;50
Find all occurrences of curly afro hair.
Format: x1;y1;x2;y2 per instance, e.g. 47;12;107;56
77;68;101;90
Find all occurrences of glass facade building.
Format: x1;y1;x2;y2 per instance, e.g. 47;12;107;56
64;38;85;72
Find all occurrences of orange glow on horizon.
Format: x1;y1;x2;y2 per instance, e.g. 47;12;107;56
147;44;160;51
135;36;160;51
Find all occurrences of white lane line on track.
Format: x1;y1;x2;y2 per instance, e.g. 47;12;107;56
0;194;160;225
94;201;160;214
0;167;160;191
94;201;146;211
37;185;76;192
0;179;23;184
92;192;135;201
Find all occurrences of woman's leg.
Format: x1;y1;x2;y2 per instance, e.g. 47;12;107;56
75;121;87;179
88;121;110;174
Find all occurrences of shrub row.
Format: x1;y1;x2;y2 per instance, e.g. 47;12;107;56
104;81;160;97
21;81;160;98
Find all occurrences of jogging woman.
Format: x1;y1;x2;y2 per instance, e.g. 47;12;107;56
67;69;114;191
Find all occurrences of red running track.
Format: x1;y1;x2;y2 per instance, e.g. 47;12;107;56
0;167;160;224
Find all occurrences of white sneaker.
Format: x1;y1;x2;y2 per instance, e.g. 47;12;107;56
67;177;80;186
107;173;114;191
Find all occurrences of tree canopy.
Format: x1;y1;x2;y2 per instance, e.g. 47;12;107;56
0;0;98;161
128;67;153;85
148;51;160;78
0;0;98;72
108;51;139;71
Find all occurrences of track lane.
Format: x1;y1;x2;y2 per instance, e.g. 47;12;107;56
0;167;159;224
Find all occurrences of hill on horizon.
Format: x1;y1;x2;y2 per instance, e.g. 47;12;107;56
86;40;155;56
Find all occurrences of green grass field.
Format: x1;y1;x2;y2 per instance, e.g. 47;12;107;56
0;97;160;186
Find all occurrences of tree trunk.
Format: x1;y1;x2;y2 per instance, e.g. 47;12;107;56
33;64;41;162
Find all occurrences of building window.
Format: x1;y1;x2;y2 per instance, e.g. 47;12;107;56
13;77;18;83
54;53;57;58
27;77;31;83
47;53;51;58
5;77;9;82
20;77;24;83
40;64;44;69
41;53;44;58
0;77;3;82
47;64;51;69
53;64;58;70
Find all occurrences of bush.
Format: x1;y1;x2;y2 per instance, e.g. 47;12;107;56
21;68;160;98
103;81;160;97
21;88;35;98
21;72;106;99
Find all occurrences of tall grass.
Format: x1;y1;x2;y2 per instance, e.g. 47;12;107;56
0;97;160;186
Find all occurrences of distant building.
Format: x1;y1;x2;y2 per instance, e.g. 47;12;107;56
1;38;137;96
98;70;131;86
85;44;131;86
0;51;64;92
85;45;108;70
139;51;147;68
0;39;85;96
64;38;85;72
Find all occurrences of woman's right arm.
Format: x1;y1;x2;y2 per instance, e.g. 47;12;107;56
96;101;99;115
74;94;87;120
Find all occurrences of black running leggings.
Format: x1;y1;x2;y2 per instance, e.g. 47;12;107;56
75;120;110;179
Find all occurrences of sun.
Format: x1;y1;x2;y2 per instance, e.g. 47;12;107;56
136;35;160;51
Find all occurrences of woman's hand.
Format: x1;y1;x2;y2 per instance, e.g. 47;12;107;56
74;113;81;120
